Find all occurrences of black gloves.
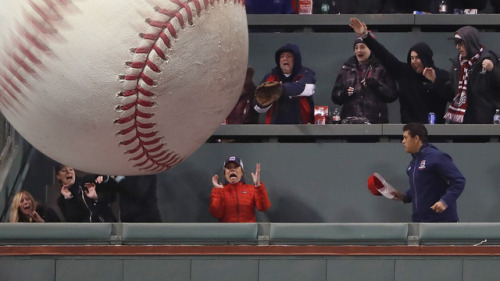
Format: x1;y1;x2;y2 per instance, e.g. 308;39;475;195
364;77;380;89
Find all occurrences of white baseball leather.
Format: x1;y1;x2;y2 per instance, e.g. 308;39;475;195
0;0;248;175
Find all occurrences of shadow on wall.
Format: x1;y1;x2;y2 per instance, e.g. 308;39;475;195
266;195;323;222
157;166;216;223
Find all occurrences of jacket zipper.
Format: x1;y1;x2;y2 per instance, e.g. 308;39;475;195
80;186;93;222
234;185;240;222
412;157;418;217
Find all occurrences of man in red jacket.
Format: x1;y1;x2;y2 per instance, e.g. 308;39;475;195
209;156;271;222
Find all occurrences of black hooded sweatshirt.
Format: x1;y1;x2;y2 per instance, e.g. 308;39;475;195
361;34;454;124
449;26;500;124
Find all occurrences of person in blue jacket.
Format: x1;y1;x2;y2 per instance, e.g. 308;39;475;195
254;43;316;124
392;122;466;222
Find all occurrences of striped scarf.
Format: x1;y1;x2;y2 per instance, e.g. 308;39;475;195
444;47;483;123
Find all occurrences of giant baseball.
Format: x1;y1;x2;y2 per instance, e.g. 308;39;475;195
0;0;248;175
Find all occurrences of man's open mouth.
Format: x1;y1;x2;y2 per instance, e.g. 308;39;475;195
229;173;237;179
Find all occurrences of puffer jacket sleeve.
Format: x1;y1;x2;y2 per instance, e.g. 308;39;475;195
254;182;271;211
209;187;225;220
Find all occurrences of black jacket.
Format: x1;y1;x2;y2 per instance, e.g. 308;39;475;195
113;175;162;222
18;205;61;222
449;26;500;124
362;35;454;124
57;176;117;222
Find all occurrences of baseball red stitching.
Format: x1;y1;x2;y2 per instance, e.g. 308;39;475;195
116;0;244;172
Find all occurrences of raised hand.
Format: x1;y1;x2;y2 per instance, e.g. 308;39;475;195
349;18;367;36
84;183;98;199
61;184;72;199
251;163;261;186
95;175;104;184
423;67;436;83
212;174;223;188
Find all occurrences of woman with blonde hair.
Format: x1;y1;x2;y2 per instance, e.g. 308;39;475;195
9;191;60;222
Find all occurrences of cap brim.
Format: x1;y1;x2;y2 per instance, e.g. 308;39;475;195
448;33;463;42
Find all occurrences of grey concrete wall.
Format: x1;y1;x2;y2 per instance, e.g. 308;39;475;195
2;256;500;281
248;31;500;123
14;127;500;224
157;141;500;223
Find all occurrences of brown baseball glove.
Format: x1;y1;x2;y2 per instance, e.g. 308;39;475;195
255;81;282;107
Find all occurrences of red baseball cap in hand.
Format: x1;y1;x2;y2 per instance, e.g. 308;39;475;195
367;173;395;199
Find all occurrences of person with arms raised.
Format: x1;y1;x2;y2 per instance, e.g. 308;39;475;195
210;156;270;222
349;18;454;124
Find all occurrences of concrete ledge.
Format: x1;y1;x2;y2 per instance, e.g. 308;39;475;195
121;223;258;245
2;223;500;246
0;223;113;245
247;14;500;27
419;223;500;245
269;223;409;245
213;124;500;137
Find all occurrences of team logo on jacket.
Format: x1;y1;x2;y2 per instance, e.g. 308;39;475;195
418;160;426;170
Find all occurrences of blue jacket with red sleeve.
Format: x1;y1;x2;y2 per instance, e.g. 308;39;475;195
257;44;316;124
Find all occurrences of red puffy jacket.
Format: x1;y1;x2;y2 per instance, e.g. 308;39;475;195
209;182;270;222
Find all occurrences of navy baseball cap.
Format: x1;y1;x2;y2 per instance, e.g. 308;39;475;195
223;156;244;170
448;33;464;44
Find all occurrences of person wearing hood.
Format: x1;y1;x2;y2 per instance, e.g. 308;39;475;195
209;156;270;222
349;18;455;124
444;26;500;124
392;122;465;222
254;43;316;124
331;36;397;124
